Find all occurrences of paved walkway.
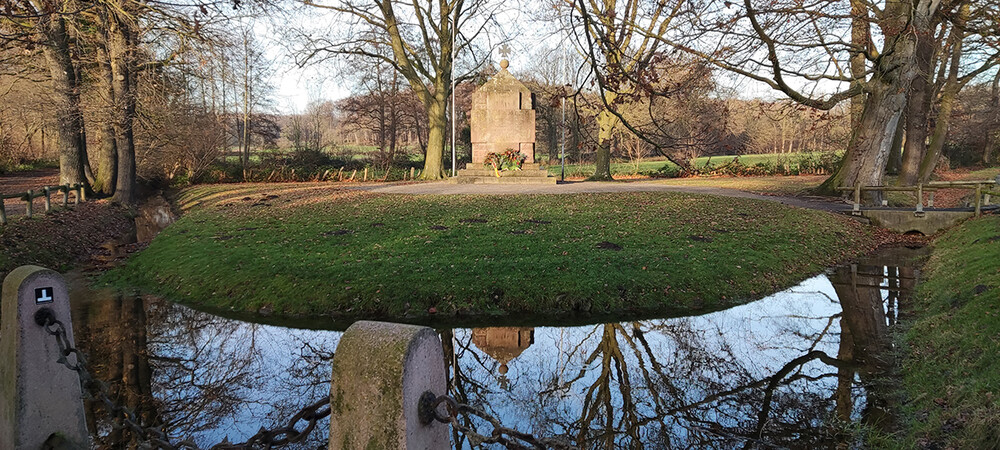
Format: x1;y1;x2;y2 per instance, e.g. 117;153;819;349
355;180;852;213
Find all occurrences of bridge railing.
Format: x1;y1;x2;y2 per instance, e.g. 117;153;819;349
0;183;85;225
838;176;999;217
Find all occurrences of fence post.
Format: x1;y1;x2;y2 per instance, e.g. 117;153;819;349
928;191;935;208
1;266;90;449
25;190;33;219
364;167;368;182
43;187;52;213
0;199;6;225
61;186;68;207
330;321;450;449
915;184;924;213
79;184;86;203
975;183;982;217
410;167;415;180
852;185;861;215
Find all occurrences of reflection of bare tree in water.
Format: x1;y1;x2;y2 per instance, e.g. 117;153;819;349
73;290;333;448
830;255;920;433
73;291;159;448
446;252;922;449
144;301;263;440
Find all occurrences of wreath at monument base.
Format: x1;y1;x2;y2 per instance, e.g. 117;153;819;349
483;149;528;177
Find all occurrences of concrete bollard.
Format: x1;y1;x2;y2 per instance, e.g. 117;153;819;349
43;188;51;213
329;321;449;449
1;266;89;449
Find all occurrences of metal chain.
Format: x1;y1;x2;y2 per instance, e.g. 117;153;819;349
34;308;330;450
208;399;331;450
419;392;577;449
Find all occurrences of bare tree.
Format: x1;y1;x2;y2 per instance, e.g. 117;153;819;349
573;0;993;199
296;0;498;179
0;0;91;186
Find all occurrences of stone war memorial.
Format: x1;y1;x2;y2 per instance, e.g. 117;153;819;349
453;48;555;185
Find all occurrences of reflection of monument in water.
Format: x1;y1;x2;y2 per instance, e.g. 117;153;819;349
471;327;535;388
452;49;555;184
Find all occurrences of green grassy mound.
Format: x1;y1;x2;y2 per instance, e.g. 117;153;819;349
102;185;879;322
898;216;1000;448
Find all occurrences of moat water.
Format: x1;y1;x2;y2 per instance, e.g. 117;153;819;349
67;237;926;448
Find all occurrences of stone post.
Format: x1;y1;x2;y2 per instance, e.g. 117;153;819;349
25;190;33;219
329;321;449;449
1;266;89;449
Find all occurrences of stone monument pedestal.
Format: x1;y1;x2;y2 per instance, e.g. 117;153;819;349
453;57;555;185
451;163;555;185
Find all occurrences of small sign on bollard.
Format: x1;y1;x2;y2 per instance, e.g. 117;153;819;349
34;287;53;304
1;266;89;449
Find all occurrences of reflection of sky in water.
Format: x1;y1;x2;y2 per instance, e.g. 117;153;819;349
89;273;863;448
451;274;853;447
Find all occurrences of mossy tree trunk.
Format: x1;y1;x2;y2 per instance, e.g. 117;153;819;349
918;5;969;184
817;74;910;201
39;11;89;187
421;91;447;180
92;42;118;196
897;21;936;186
108;11;137;206
588;99;617;181
817;0;927;201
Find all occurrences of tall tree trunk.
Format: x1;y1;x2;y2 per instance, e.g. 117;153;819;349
919;5;969;183
849;0;870;130
819;1;930;201
420;91;447;180
898;14;937;185
40;13;88;186
886;112;905;175
93;43;118;195
819;77;909;201
985;72;999;165
919;86;958;182
589;92;617;181
109;15;137;206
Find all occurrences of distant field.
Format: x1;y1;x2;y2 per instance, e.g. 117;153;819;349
545;152;839;177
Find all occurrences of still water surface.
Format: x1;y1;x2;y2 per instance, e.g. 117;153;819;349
67;244;923;449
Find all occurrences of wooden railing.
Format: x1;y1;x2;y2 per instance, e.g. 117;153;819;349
0;183;86;225
838;176;999;217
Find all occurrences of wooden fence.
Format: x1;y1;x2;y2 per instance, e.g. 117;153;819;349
838;176;1000;217
0;183;85;225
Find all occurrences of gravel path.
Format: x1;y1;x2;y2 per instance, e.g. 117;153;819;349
356;180;853;213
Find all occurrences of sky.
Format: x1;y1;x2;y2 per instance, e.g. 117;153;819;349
256;2;849;115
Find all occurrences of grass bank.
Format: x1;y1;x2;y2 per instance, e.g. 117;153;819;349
897;215;1000;448
102;184;883;323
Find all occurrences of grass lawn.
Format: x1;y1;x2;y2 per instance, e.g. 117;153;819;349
895;215;1000;448
102;184;882;324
